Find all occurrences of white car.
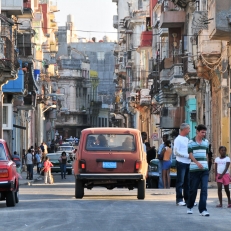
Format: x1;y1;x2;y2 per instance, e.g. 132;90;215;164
57;146;75;160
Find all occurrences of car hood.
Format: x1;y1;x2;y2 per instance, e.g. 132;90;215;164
0;161;11;167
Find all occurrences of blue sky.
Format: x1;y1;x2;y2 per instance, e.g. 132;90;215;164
55;0;118;41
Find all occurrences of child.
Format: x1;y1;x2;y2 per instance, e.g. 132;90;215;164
215;146;231;208
41;156;53;184
162;140;172;189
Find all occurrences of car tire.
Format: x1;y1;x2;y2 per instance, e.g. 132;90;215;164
137;179;145;200
75;179;84;199
15;186;19;203
150;178;158;188
6;191;16;207
68;170;72;175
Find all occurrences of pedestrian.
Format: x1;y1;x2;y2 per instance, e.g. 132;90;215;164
208;144;213;171
35;148;42;174
215;146;231;208
162;140;172;189
40;143;45;154
145;142;156;164
50;139;55;153
41;156;53;184
25;149;34;180
12;151;21;174
187;124;210;216
141;132;148;153
59;151;67;179
157;134;169;189
174;123;191;206
43;142;48;155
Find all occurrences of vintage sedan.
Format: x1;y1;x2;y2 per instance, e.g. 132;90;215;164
0;139;19;207
73;128;148;199
148;158;177;188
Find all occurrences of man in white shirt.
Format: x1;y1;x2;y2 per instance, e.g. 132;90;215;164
174;123;190;206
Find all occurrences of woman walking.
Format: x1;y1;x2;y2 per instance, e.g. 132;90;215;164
60;152;67;179
162;140;172;189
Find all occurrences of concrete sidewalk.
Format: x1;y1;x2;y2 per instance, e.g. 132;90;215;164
19;166;43;185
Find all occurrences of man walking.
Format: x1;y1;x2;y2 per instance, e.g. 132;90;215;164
187;125;210;216
174;123;191;205
158;134;169;189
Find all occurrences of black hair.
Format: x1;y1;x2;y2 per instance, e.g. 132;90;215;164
219;146;227;152
163;134;169;138
195;124;207;131
61;152;66;156
145;142;150;147
141;132;147;136
165;140;171;147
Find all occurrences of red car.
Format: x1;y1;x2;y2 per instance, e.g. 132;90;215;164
73;128;148;199
0;139;19;207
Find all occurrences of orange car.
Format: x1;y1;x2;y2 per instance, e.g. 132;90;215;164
73;128;148;199
0;139;19;207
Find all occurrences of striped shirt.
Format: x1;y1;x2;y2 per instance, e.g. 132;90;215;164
188;138;209;172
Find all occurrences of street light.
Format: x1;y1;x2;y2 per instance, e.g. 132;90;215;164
42;105;56;113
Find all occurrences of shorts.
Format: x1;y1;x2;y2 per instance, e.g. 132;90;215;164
216;173;231;186
162;160;171;170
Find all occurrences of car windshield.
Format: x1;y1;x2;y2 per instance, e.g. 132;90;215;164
47;155;60;161
57;146;73;151
0;144;7;161
85;134;136;151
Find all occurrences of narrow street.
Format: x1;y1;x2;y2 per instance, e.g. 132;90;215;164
0;174;231;231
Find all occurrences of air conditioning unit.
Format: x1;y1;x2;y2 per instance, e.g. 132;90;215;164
3;104;13;130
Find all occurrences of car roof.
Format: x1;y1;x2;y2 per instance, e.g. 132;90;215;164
82;127;140;134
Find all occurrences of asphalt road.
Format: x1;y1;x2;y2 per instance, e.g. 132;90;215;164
1;174;231;231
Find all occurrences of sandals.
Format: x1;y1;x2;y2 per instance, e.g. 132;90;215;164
216;204;222;208
227;204;231;208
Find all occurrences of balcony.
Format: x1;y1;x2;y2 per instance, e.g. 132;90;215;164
17;33;34;57
0;36;20;73
158;90;178;105
159;28;168;37
1;0;23;16
140;89;151;106
113;15;118;29
199;40;222;63
208;0;231;41
138;31;152;49
159;1;185;28
169;64;183;85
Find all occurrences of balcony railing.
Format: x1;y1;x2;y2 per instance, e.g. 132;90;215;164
159;0;185;28
17;33;33;57
0;37;20;71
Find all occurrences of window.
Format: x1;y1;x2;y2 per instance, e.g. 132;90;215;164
0;144;7;161
3;104;12;130
97;52;105;60
138;0;143;10
85;134;136;151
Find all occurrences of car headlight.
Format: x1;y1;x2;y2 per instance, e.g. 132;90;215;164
149;165;158;172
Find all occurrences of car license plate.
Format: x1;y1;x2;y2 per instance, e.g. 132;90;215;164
102;162;117;169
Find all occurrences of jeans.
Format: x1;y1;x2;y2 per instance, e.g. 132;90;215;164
158;160;163;188
175;161;190;203
60;164;66;178
44;170;51;184
187;170;209;213
27;164;33;180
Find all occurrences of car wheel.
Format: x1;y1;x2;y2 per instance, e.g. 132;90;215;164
150;178;158;188
68;170;72;175
75;179;84;199
137;179;145;200
6;191;16;207
15;186;19;203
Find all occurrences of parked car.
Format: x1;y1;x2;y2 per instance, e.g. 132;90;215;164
42;153;72;175
57;145;75;160
73;128;148;199
0;139;19;207
147;158;177;188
